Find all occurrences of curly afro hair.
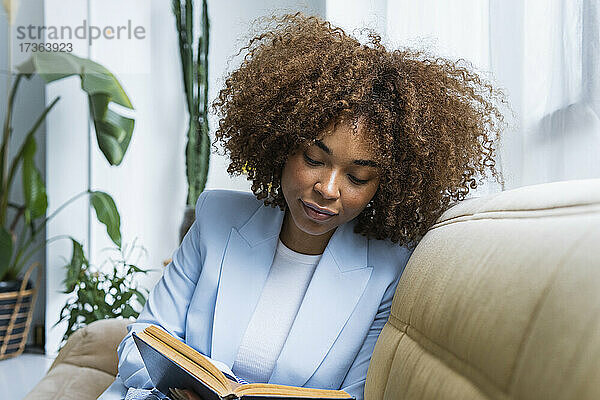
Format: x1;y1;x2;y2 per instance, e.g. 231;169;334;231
212;12;507;249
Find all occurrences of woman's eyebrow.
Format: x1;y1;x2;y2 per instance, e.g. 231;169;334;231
314;139;379;168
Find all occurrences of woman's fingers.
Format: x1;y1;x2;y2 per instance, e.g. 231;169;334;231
183;389;202;400
169;388;203;400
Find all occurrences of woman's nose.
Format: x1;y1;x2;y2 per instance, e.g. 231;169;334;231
314;170;341;200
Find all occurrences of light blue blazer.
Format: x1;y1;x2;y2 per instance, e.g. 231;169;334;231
99;189;412;400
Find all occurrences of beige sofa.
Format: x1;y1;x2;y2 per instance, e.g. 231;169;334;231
25;179;600;400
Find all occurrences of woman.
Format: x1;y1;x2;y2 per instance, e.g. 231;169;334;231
99;13;505;400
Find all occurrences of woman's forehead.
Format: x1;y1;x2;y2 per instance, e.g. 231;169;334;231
307;121;379;161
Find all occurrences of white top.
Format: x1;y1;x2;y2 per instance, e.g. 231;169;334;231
231;238;322;383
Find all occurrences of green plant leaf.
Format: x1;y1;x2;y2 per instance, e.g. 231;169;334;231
57;239;147;342
113;290;133;310
121;303;137;318
65;312;78;335
63;239;86;293
133;288;147;307
0;226;14;280
5;97;59;226
93;309;104;320
90;191;121;248
16;53;135;166
22;136;48;223
17;53;132;108
93;115;134;165
127;264;147;274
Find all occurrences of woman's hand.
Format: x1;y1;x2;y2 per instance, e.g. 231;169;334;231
169;388;203;400
182;390;202;400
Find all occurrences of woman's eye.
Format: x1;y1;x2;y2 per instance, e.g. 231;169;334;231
303;154;321;166
303;153;368;185
349;175;369;185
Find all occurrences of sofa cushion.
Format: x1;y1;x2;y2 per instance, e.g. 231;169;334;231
25;319;130;400
366;178;600;399
23;363;116;400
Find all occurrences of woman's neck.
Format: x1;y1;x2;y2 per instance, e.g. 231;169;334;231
278;209;336;255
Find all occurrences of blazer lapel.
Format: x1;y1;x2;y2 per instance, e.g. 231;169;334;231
211;203;285;368
269;220;373;387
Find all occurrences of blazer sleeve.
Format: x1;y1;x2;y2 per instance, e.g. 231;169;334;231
112;191;211;389
339;266;403;400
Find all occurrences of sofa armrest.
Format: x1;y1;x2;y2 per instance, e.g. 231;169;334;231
49;318;131;376
24;319;131;400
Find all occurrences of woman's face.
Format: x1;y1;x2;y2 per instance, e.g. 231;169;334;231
280;119;381;243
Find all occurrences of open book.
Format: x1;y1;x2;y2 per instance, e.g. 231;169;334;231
133;325;354;400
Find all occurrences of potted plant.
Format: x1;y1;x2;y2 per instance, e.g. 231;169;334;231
57;238;149;344
0;52;134;359
172;0;211;242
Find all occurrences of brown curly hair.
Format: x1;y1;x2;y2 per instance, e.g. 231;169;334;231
212;12;507;249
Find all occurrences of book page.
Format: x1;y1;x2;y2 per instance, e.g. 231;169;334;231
202;354;236;380
145;325;233;390
234;383;353;398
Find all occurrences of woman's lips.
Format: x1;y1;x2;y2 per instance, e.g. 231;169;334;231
300;200;337;222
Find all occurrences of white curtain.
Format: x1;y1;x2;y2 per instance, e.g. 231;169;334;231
327;0;600;192
517;0;600;187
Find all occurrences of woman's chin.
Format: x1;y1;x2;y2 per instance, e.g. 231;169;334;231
296;219;337;237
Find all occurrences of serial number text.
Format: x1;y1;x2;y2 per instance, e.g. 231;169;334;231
19;42;73;53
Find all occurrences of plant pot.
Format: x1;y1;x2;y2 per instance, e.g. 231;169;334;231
179;205;196;244
163;206;197;267
0;262;41;360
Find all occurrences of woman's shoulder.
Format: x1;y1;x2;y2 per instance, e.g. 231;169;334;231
195;189;263;223
367;235;415;279
199;188;258;204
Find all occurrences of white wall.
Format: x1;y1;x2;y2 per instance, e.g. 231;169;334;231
44;0;324;355
326;0;387;41
44;0;95;355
